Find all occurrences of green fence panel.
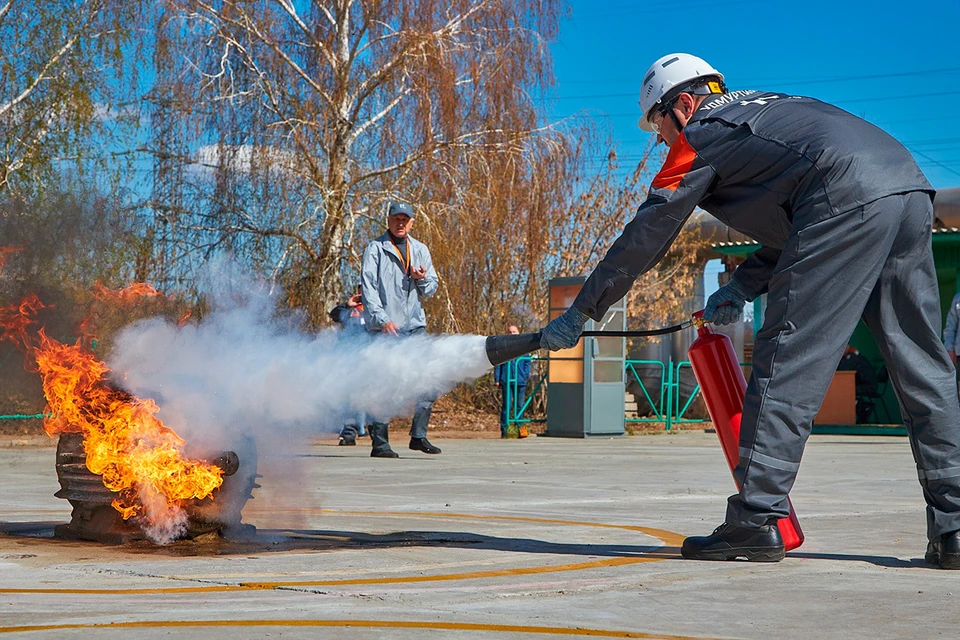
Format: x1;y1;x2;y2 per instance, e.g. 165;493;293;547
624;360;667;425
504;356;546;431
674;362;707;425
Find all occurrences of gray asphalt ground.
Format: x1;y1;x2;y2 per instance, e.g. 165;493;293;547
0;431;955;639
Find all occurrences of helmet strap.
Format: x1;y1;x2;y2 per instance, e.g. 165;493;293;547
668;107;684;133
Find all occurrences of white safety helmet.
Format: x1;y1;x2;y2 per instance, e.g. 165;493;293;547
638;53;724;132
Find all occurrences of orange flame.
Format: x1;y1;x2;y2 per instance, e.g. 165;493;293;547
1;293;223;533
92;281;163;305
0;294;46;354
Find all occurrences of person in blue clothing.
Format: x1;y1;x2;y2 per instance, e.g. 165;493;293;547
494;325;531;438
329;285;368;446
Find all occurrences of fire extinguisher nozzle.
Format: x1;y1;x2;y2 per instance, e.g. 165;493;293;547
485;332;542;367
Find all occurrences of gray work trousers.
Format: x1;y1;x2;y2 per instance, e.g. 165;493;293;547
368;326;436;452
369;401;433;452
728;191;960;541
339;414;367;440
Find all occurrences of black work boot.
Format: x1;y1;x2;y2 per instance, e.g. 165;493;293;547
681;522;785;562
369;423;397;458
925;530;960;569
338;437;356;446
409;438;441;454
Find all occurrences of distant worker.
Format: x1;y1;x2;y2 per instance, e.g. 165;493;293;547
539;53;960;568
943;291;960;395
329;285;367;446
361;201;442;458
494;325;532;438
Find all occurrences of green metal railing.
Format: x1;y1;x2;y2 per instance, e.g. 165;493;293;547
501;357;712;432
625;359;708;431
625;360;667;423
501;355;545;435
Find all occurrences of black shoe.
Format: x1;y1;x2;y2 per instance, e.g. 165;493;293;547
409;438;441;454
681;522;785;562
925;530;960;569
371;448;399;458
338;437;356;446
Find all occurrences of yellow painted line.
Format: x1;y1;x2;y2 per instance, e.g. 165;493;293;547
0;619;729;639
242;555;660;588
0;556;661;594
245;509;687;547
342;510;687;545
0;511;683;594
0;585;254;595
3;509;683;544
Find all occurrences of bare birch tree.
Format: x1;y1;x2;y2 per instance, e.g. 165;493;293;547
0;0;143;198
148;0;573;324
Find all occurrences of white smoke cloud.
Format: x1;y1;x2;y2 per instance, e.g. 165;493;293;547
108;279;491;443
105;260;493;540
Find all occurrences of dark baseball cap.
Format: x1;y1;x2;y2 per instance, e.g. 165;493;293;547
388;201;414;218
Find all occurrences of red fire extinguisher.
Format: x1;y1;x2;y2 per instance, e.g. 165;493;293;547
687;311;804;551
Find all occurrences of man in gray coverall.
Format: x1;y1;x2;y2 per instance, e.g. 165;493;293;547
362;201;442;458
540;53;960;568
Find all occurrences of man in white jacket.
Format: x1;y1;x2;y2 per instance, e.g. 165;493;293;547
361;201;441;458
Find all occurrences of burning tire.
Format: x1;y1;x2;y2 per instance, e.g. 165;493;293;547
54;432;260;544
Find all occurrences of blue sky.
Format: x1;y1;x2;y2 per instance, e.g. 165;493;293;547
547;0;960;189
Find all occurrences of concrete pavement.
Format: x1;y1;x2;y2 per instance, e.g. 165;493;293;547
0;432;954;639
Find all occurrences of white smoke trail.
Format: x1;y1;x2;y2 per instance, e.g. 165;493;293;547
105;261;494;538
137;487;188;546
108;299;492;443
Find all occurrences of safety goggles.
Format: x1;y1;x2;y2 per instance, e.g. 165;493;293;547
647;97;678;135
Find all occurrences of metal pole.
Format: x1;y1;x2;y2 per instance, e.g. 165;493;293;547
665;359;674;432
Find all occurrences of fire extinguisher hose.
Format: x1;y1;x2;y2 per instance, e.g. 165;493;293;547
581;319;695;338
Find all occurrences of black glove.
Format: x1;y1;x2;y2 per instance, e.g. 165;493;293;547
540;307;589;350
704;278;749;326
